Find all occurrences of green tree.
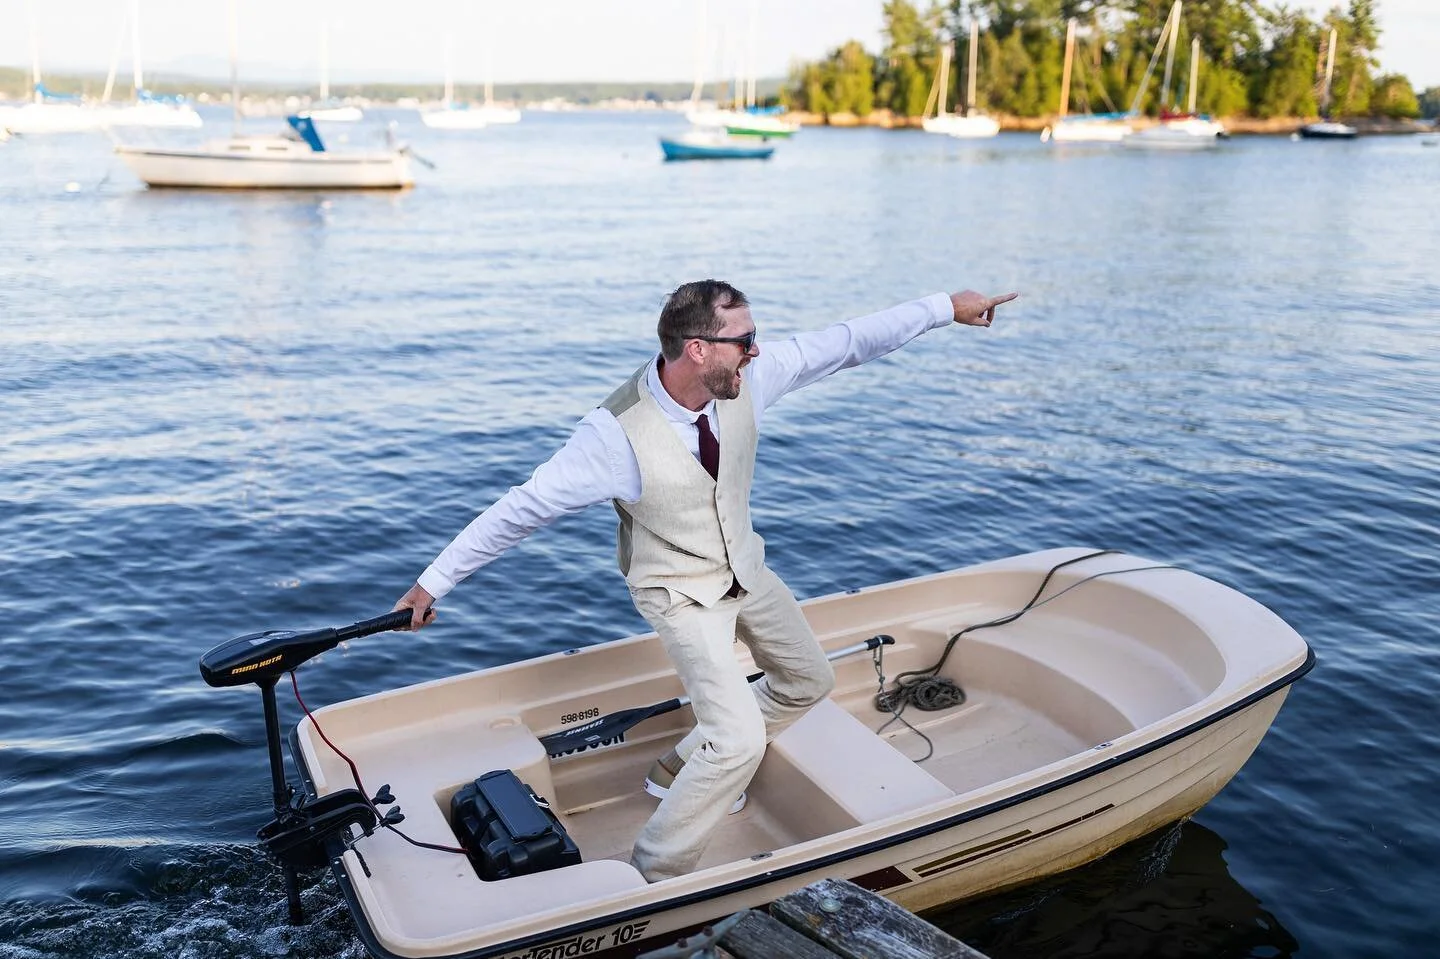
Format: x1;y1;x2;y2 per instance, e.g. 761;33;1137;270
877;1;944;116
832;41;879;115
1251;6;1319;118
1328;0;1378;115
1420;86;1440;119
1370;73;1419;118
783;41;876;117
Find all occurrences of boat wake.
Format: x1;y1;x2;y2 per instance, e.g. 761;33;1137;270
0;844;362;959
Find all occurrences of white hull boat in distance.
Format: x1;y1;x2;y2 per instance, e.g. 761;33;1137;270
686;109;797;138
474;105;521;125
1122;120;1223;151
923;113;1000;139
0;102;102;134
100;100;204;129
234;547;1312;959
1298;120;1357;139
306;105;365;123
1041;113;1134;143
116;115;413;189
421;106;488;130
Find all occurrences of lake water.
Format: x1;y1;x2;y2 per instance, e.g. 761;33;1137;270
2;109;1437;958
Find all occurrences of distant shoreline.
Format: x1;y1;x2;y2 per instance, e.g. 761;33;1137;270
786;110;1434;136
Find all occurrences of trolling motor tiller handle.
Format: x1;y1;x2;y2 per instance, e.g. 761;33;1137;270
199;609;416;923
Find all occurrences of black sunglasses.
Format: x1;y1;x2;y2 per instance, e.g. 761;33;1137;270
693;331;757;351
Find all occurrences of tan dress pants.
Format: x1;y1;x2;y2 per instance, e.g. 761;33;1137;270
627;565;835;882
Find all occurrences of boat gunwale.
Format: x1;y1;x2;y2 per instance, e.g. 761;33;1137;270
293;642;1315;959
114;146;409;167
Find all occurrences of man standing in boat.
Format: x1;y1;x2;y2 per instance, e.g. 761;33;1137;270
393;281;1017;881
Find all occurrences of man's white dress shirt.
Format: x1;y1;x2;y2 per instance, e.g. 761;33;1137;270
418;292;953;600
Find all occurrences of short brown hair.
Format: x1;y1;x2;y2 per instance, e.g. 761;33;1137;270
657;280;749;361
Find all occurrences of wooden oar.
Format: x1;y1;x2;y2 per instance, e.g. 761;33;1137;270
539;635;894;759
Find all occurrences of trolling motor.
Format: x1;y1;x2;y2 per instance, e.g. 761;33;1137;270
199;608;415;923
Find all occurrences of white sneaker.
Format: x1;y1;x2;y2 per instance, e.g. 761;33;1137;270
643;755;747;815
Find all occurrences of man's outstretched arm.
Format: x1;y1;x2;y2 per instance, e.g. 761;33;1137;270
750;289;1018;411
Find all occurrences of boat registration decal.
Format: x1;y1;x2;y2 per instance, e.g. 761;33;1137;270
508;919;651;959
911;804;1115;879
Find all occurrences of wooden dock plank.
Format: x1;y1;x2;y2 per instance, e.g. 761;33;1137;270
770;877;991;959
717;909;845;959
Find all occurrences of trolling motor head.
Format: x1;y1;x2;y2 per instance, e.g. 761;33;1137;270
200;609;414;687
199;608;415;923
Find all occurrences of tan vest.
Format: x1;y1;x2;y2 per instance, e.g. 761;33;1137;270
601;363;766;607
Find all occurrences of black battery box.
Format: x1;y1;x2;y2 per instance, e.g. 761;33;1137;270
450;769;582;881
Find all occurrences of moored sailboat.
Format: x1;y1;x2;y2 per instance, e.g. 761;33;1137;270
1122;4;1224;151
1040;18;1133;143
1298;28;1357;139
114;2;414;189
922;19;999;139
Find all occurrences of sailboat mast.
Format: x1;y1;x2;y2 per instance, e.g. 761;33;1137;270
228;0;241;129
28;0;41;103
320;23;330;101
131;0;143;94
938;41;952;117
1160;1;1180;111
1321;27;1337;116
102;5;129;104
746;0;758;108
1187;36;1199;114
966;18;979;115
484;16;495;107
443;37;454;106
1058;17;1075;118
689;0;706;110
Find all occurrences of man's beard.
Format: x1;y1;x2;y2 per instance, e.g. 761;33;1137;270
702;360;742;400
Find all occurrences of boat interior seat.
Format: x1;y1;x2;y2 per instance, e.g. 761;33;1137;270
755;698;955;836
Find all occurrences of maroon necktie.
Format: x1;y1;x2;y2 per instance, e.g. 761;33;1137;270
696;413;719;480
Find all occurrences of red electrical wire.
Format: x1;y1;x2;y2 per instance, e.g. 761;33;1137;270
290;670;468;855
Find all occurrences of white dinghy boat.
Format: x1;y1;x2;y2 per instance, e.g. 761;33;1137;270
201;547;1312;959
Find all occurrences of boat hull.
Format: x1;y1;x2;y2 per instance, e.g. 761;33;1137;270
286;548;1311;959
115;146;414;189
421;109;489;130
1042;117;1134;143
923;114;1001;138
1298;122;1357;139
660;137;775;161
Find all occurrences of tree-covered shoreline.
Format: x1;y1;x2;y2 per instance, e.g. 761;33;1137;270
783;1;1436;123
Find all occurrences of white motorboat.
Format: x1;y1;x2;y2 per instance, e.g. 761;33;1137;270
115;115;414;189
202;547;1312;959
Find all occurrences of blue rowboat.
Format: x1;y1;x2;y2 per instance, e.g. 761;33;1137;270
659;130;775;161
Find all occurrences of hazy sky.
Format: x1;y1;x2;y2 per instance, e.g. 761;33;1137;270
4;0;1437;89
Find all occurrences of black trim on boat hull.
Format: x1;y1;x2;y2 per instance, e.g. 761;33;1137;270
294;644;1315;959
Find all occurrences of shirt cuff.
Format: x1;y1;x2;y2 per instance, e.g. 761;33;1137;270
922;292;954;330
417;566;456;602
